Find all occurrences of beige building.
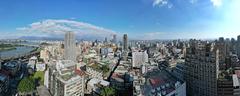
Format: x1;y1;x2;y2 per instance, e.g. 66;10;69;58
48;60;85;96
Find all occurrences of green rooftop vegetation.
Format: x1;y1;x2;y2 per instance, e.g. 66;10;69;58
61;73;73;81
100;86;116;96
89;63;102;71
33;71;45;85
17;77;35;93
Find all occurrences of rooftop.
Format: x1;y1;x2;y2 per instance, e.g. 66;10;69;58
36;86;51;96
0;73;7;81
144;69;184;96
56;60;75;70
88;78;110;87
30;56;37;60
3;61;18;68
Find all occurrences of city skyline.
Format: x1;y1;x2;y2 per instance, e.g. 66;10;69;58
2;1;240;96
0;0;240;40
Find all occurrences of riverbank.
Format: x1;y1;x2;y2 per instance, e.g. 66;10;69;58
0;43;29;52
0;44;18;52
0;46;36;60
0;47;16;52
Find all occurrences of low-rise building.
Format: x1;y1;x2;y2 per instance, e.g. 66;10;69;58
86;66;103;80
2;61;20;76
217;72;240;96
132;50;148;68
111;73;133;95
85;78;110;95
143;69;186;96
28;56;38;70
36;63;46;71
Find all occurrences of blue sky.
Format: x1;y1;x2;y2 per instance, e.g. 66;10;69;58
0;0;239;40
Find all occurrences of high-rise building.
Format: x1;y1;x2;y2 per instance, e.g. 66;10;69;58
185;40;219;96
237;35;240;58
230;38;236;54
48;60;85;96
104;37;108;44
215;37;227;70
112;34;117;44
64;31;76;62
226;38;231;56
123;34;128;52
132;51;148;68
122;34;128;61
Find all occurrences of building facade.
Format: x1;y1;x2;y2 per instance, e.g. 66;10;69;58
123;34;128;52
48;60;85;96
64;31;76;62
185;40;219;96
132;51;148;68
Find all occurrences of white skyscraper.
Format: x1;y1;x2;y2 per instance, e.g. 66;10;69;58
64;31;76;62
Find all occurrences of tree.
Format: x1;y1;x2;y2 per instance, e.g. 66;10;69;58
101;65;109;74
33;71;44;85
17;77;35;94
100;86;116;96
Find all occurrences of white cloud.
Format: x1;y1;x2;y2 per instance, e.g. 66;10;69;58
17;19;117;39
153;0;172;8
210;0;222;7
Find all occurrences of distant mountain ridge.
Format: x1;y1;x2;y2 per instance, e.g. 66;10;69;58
19;36;63;40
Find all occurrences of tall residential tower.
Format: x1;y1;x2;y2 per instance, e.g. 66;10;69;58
122;34;128;61
123;34;128;52
64;31;76;62
185;40;219;96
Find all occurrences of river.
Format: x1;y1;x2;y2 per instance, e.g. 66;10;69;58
0;46;35;59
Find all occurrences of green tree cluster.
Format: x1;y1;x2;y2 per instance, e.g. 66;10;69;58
17;77;35;93
101;65;110;74
100;86;116;96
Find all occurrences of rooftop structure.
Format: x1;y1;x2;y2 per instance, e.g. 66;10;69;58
3;61;20;76
86;78;110;95
143;69;186;96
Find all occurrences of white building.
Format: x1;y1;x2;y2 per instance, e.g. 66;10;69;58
36;63;46;71
132;51;148;68
48;60;85;96
64;31;77;62
86;67;103;80
28;56;38;70
86;78;110;94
